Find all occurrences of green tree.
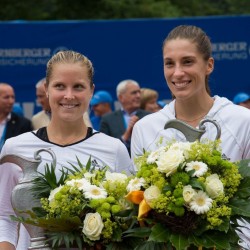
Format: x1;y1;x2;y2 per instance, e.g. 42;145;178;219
0;0;249;21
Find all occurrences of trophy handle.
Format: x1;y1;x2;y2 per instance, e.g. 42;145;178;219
164;118;221;142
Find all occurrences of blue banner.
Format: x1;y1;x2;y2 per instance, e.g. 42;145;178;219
0;16;249;118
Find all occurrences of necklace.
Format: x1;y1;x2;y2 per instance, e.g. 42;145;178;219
176;113;207;123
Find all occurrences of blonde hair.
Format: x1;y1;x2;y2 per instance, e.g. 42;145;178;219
140;88;158;109
46;50;94;87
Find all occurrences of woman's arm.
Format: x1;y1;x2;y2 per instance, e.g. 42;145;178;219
0;242;15;250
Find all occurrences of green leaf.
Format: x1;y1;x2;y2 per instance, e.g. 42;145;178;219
191;225;238;249
32;206;47;217
112;227;122;241
228;197;250;217
163;185;173;192
134;241;167;250
189;233;208;248
11;214;82;232
235;177;250;198
169;233;189;250
202;231;231;249
32;162;69;200
107;238;143;250
148;223;170;242
85;156;92;172
46;231;84;249
187;169;195;177
215;217;230;232
237;159;250;177
189;179;204;191
123;227;151;238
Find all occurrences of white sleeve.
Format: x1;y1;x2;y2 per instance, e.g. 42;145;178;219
0;162;22;246
16;225;30;250
114;141;134;175
131;122;144;168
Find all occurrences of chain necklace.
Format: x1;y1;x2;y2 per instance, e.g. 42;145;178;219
176;113;207;123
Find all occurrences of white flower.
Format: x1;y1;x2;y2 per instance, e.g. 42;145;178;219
105;171;127;183
144;185;161;207
156;148;185;176
189;190;213;214
48;185;64;203
169;141;192;159
84;172;95;180
66;178;91;191
183;185;196;203
205;174;224;198
118;198;133;210
84;185;107;199
82;212;104;241
185;161;208;177
147;146;166;164
127;177;146;192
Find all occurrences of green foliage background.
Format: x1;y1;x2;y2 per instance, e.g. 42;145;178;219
0;0;249;21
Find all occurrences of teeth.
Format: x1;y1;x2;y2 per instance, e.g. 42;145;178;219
61;104;76;108
174;81;189;87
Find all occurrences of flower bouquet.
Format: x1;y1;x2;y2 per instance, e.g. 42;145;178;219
12;158;142;249
125;140;250;250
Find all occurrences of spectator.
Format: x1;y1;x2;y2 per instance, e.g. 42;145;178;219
31;78;51;129
0;50;132;249
0;83;32;151
90;90;113;130
233;92;250;109
140;88;159;112
100;79;149;153
131;25;250;163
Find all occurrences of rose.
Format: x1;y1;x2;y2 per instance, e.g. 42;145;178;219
205;174;224;198
183;185;196;203
169;142;192;159
144;185;161;207
156;148;185;176
82;212;104;241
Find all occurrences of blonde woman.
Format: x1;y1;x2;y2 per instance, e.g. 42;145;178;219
0;50;132;250
140;88;159;112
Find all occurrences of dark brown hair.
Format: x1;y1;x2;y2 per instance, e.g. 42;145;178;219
163;25;212;95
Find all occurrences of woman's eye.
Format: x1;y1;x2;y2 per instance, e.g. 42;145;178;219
55;84;64;89
164;61;173;67
183;59;193;65
75;84;84;90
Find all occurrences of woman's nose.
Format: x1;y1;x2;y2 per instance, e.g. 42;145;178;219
173;65;184;76
64;89;75;100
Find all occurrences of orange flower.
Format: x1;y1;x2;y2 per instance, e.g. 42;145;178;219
125;191;151;218
125;191;144;204
138;199;151;219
